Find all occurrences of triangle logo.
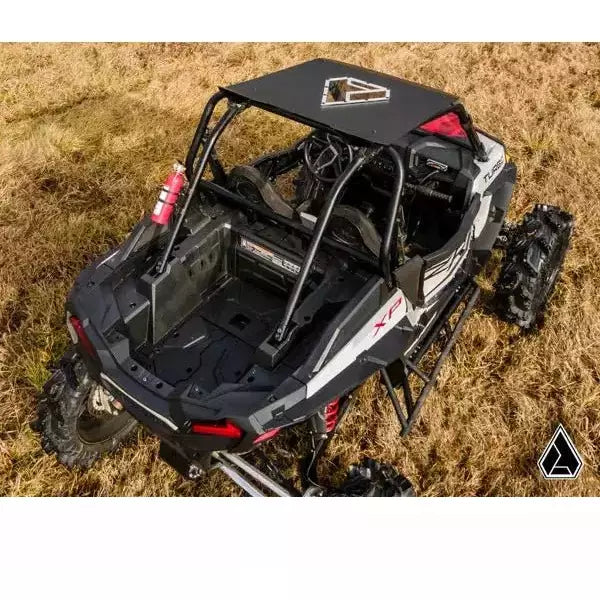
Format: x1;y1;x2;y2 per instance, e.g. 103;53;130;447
538;424;583;479
321;77;390;106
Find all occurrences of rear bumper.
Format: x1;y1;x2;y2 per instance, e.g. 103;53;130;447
76;331;285;460
98;366;253;457
99;372;179;434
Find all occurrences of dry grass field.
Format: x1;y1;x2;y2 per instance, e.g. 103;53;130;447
1;42;599;497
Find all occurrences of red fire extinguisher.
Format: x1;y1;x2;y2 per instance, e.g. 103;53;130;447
151;162;187;225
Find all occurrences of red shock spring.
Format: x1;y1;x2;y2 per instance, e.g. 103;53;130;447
324;397;340;433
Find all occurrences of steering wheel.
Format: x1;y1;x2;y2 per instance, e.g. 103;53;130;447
303;133;354;183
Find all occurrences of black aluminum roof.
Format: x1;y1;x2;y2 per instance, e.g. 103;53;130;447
221;58;459;146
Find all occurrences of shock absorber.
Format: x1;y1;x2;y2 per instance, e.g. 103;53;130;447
151;162;187;225
305;396;343;490
324;397;340;433
310;397;341;439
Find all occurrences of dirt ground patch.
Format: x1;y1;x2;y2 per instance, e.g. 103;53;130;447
1;42;599;496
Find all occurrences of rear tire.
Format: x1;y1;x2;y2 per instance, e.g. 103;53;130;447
332;459;415;497
37;349;137;469
495;204;573;330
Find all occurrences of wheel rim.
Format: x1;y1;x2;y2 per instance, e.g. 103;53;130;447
76;384;133;445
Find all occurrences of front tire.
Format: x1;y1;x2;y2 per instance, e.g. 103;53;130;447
495;204;573;330
37;349;137;469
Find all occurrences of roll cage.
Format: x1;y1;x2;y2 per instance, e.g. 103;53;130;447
157;88;485;344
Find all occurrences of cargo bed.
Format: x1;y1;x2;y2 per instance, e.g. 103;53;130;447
111;217;368;398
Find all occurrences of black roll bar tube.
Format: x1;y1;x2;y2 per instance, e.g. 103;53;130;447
157;101;245;274
184;90;226;180
454;104;488;163
274;147;376;344
379;146;406;288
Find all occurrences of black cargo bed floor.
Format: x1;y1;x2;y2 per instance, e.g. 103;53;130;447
149;277;286;392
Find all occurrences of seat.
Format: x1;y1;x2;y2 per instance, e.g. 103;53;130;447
328;205;382;256
228;165;295;219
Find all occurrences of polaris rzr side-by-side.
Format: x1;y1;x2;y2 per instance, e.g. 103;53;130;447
37;59;573;496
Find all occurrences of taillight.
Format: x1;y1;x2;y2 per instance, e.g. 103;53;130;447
68;315;97;357
253;427;280;444
420;112;468;139
190;420;243;439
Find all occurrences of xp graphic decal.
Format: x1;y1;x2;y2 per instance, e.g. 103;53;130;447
538;424;583;479
321;77;391;106
373;297;403;337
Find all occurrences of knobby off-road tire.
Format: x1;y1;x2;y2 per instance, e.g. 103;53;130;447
495;204;573;330
333;459;415;497
37;349;137;469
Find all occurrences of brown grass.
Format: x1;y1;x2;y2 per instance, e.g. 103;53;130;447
1;43;599;496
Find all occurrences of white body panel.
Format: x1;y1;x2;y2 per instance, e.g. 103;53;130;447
422;228;473;304
306;290;408;397
306;132;506;397
472;133;506;237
